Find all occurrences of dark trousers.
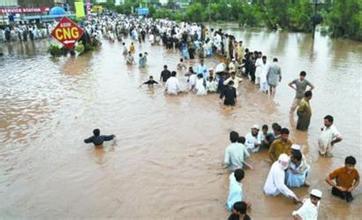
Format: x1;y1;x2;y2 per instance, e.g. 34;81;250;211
332;187;353;202
250;68;256;82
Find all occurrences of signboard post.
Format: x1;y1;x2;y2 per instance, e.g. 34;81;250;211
86;0;91;21
51;17;84;49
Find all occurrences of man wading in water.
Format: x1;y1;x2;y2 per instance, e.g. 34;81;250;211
84;129;115;147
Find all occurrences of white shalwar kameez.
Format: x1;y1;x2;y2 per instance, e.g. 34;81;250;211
259;62;270;92
255;58;263;84
264;160;297;199
165;77;181;95
195;78;207;95
292;198;319;220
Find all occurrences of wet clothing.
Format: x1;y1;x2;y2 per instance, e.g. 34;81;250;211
286;158;310;188
332;187;354;202
290;79;313;99
318;124;342;155
328;167;359;189
264;160;297;198
245;132;261;153
195;78;207;95
267;62;281;87
143;80;158;85
228;213;251;220
226;172;243;211
292;198;319;220
220;86;237;106
269;139;292;162
160;70;171;82
224;76;242;89
196;64;208;78
296;98;312;131
206;80;218;92
84;135;114;146
224;143;250;171
165;76;180;95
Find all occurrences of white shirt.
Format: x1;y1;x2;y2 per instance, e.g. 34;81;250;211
195;78;207;95
255;58;263;77
292;198;319;220
264;161;297;199
226;173;243;211
260;62;270;84
245;132;260;152
318;124;341;148
224;143;250;171
206;80;218;92
165;77;180;95
188;74;197;87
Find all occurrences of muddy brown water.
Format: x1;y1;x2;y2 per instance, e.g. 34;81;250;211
0;27;361;219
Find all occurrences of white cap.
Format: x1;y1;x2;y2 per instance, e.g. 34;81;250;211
278;153;290;163
208;68;214;72
291;144;301;151
278;153;290;170
252;124;259;130
310;189;322;198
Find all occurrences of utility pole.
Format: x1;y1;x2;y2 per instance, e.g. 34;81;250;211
312;0;317;39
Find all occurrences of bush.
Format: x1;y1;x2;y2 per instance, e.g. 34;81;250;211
326;0;362;40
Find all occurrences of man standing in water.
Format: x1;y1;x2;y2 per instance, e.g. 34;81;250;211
267;58;282;97
165;71;181;95
326;156;359;203
318;115;342;157
288;71;314;114
220;81;237;106
160;65;171;83
84;129;115;147
296;91;313;131
140;76;159;87
224;131;250;171
269;128;292;162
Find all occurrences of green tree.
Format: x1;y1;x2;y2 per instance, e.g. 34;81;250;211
327;0;362;40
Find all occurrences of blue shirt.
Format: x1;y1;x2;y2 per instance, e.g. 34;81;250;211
226;172;243;211
196;64;208;78
224;143;250;171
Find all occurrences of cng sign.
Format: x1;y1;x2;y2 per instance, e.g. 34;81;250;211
51;17;84;49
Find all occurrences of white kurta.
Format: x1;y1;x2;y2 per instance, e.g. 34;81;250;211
318;124;341;154
255;58;263;79
245;132;260;152
260;62;270;92
260;62;270;84
195;78;207;95
188;74;197;90
165;77;180;95
292;198;319;220
264;161;297;199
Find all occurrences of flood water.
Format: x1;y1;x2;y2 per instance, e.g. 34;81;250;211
0;26;361;219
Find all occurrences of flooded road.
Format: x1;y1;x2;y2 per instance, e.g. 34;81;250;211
0;27;361;219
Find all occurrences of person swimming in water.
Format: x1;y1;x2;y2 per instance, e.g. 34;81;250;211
84;129;115;147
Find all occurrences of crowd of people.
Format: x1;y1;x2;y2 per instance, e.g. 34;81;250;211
0;23;51;42
79;14;359;220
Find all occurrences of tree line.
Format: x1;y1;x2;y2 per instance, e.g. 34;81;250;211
99;0;361;41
